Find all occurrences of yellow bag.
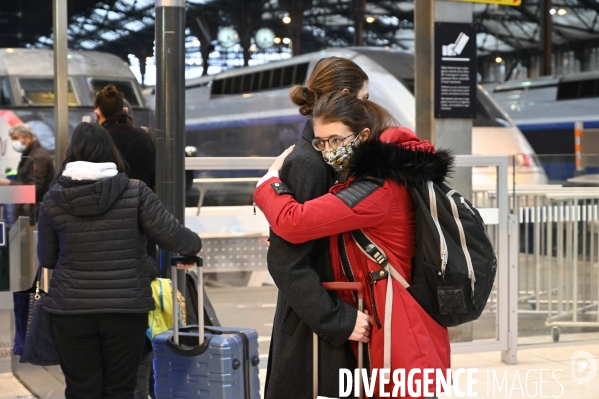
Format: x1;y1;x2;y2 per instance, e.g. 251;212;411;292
147;278;186;340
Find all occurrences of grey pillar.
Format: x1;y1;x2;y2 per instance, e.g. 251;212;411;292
540;0;553;76
53;0;69;168
434;1;473;200
414;0;435;143
155;0;186;289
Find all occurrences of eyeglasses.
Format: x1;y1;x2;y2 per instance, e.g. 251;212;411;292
311;132;357;151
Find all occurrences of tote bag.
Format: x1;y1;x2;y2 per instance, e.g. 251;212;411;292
13;265;60;366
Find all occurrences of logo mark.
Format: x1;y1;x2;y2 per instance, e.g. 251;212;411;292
571;350;597;384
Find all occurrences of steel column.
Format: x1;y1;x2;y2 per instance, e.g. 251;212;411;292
155;0;187;289
53;0;69;169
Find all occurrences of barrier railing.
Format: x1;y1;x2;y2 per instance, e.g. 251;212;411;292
185;155;518;362
472;183;599;344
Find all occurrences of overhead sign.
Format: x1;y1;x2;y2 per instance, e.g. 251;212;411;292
434;22;477;119
449;0;521;6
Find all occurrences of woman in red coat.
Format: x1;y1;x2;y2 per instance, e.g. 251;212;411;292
254;92;453;398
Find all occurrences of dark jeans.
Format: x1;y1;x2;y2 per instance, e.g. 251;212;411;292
51;312;147;399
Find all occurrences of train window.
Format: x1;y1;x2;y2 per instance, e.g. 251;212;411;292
242;73;252;92
0;78;11;105
89;79;141;106
557;79;599;100
282;66;294;87
232;76;242;94
260;70;271;90
473;88;512;128
209;62;310;98
294;63;309;85
19;78;77;106
271;68;282;89
212;79;224;95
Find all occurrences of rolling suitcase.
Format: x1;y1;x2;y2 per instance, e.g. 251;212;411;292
153;256;260;399
313;282;365;399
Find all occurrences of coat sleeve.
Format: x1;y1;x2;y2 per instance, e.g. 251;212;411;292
138;184;202;255
37;202;59;269
267;154;357;347
255;176;391;244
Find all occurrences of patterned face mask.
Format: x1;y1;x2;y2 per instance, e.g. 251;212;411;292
321;139;356;172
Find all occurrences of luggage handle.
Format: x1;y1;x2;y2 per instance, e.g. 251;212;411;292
170;255;203;346
314;282;364;399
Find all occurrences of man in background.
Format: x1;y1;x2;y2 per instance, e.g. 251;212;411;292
0;123;54;224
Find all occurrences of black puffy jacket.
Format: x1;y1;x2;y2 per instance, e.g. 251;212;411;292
37;173;201;315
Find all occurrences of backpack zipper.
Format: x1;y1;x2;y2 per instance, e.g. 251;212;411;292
427;182;448;278
447;191;476;297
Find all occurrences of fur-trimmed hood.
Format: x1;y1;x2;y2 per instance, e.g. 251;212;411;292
347;126;454;187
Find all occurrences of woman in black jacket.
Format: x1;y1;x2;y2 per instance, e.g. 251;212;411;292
37;122;201;399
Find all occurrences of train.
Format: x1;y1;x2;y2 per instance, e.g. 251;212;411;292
182;47;548;203
0;48;151;172
484;72;599;181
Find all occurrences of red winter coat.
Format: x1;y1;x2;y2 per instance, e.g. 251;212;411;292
255;127;452;398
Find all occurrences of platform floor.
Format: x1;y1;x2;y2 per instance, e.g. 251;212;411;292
2;285;598;398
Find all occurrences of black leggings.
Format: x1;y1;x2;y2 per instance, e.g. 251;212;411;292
51;313;147;399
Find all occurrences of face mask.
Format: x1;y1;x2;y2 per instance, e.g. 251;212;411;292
321;139;357;172
11;140;26;153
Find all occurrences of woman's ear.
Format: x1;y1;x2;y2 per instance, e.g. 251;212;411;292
359;128;371;142
341;88;350;95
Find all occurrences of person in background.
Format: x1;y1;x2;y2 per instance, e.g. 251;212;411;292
94;84;155;191
38;122;201;399
264;57;372;399
0;123;54;223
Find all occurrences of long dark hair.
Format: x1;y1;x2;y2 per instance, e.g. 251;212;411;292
289;57;368;116
94;84;124;118
312;92;397;142
56;122;128;179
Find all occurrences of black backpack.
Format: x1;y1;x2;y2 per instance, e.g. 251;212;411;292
350;180;497;327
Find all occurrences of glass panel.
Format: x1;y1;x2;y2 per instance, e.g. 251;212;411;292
0;156;36;292
19;78;77;106
89;78;140;106
0;78;11;105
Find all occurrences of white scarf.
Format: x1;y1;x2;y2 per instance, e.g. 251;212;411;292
62;161;118;181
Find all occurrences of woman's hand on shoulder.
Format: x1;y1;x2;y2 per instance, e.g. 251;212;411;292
268;145;295;173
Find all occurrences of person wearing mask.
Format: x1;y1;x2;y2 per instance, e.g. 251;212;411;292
38;122;201;399
255;93;451;398
94;84;155;191
263;57;372;399
0;123;54;222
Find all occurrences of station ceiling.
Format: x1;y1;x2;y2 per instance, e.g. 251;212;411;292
1;1;598;61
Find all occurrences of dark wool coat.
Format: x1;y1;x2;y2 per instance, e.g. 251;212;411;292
102;111;156;190
37;173;201;315
256;127;453;397
264;121;357;399
10;140;55;218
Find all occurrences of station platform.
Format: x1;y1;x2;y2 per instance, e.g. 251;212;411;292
2;342;597;398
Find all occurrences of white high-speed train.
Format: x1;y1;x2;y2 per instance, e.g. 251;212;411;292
484;71;599;157
184;47;547;193
0;48;151;171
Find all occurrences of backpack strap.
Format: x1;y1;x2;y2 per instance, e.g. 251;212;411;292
349;229;410;370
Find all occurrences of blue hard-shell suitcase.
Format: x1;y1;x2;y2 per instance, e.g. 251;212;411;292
153;256;260;399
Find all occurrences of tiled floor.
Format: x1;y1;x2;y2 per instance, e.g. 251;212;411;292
438;342;599;398
0;373;33;399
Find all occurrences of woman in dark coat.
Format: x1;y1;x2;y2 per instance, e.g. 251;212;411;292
37;122;201;399
94;84;155;190
264;57;372;399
